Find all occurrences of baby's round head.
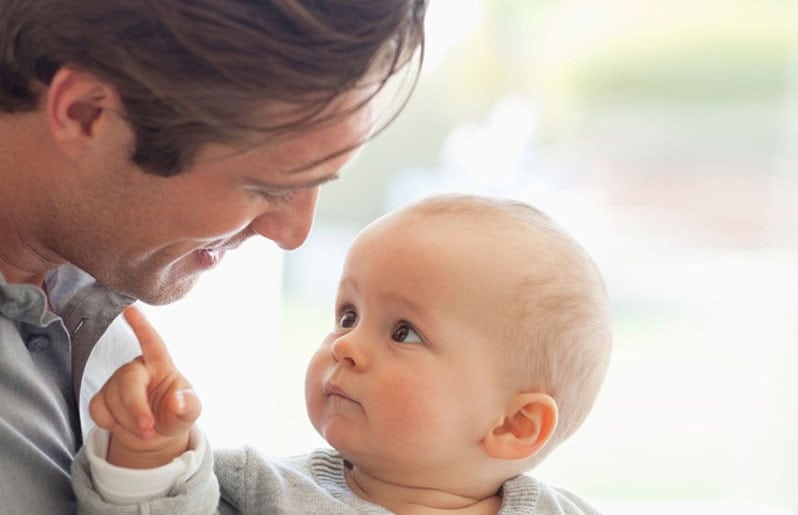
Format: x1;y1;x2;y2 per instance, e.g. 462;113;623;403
305;194;612;494
400;194;612;457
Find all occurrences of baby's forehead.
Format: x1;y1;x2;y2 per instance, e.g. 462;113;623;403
376;200;598;288
355;207;559;286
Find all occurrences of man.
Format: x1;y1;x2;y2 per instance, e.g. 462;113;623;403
0;1;426;511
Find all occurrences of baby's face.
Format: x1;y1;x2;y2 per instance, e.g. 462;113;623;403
304;210;526;487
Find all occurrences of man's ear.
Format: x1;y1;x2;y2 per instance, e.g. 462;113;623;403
483;392;558;460
46;67;125;157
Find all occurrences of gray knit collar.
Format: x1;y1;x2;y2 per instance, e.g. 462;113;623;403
307;448;542;514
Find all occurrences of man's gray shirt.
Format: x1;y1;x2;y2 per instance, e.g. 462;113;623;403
0;264;137;514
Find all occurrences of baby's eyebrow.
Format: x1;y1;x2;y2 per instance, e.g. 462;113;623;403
381;292;425;315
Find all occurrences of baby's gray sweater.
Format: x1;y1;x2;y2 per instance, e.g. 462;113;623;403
73;446;602;514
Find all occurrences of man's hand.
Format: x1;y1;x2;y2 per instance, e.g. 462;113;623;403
89;306;201;468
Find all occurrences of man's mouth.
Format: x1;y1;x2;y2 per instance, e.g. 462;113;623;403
194;247;228;269
203;248;224;259
194;240;245;268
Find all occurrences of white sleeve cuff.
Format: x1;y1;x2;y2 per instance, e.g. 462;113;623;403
85;426;207;504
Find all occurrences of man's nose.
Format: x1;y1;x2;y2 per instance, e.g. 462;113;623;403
249;187;319;250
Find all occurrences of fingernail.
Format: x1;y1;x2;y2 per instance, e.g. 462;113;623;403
175;390;187;414
138;416;153;430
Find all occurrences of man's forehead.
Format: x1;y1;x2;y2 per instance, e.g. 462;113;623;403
235;107;374;176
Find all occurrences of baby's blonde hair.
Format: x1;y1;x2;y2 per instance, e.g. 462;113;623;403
404;194;612;463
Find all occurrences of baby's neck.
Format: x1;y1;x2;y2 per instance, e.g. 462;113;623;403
344;463;503;515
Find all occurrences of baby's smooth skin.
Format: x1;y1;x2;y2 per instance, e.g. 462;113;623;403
304;205;564;514
90;307;200;469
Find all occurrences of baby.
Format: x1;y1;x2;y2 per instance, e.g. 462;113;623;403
72;194;613;514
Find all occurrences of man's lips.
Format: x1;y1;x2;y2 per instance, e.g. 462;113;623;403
193;241;244;268
202;241;244;254
193;248;225;269
201;232;250;255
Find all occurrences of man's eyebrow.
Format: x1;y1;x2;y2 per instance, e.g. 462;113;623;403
246;172;340;192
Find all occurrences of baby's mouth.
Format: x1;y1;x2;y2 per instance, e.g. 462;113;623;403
324;382;356;403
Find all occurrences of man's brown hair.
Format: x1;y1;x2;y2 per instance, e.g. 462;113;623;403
0;0;426;175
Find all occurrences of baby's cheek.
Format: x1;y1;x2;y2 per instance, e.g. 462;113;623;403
304;352;328;429
374;374;448;439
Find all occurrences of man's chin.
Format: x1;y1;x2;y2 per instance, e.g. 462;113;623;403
116;275;200;305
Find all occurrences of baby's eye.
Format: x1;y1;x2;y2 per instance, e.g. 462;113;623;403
391;322;422;344
338;308;357;329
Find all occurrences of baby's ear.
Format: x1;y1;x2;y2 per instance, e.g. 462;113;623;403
483;392;558;460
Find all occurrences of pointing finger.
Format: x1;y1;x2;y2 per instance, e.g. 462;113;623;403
123;306;174;376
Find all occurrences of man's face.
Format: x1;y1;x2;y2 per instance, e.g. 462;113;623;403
49;93;375;304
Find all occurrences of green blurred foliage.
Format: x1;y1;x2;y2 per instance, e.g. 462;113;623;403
316;0;796;223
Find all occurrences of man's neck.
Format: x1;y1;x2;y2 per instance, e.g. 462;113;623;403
0;112;64;286
0;199;62;287
0;255;53;287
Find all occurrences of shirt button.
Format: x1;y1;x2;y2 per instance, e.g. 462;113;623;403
27;334;51;353
2;304;21;319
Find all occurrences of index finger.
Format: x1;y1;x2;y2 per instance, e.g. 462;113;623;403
123;306;175;375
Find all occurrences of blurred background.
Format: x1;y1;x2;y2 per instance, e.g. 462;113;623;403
143;0;798;513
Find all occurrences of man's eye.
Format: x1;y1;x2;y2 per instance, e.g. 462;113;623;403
246;186;294;204
392;322;422;344
338;309;357;329
259;191;294;204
